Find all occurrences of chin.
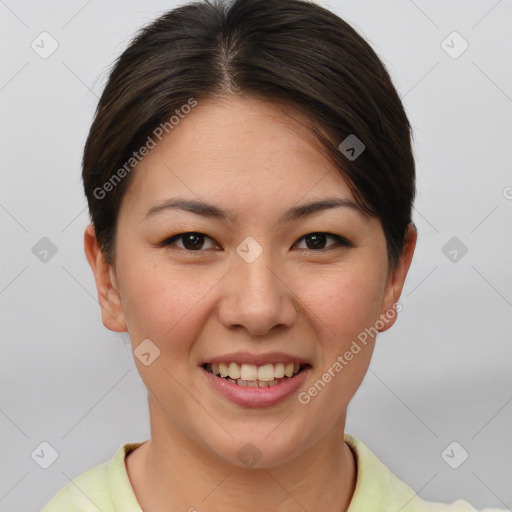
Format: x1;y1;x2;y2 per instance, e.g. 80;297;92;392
200;425;310;470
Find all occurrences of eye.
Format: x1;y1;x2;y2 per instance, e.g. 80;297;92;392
159;231;352;252
160;232;220;251
294;232;352;251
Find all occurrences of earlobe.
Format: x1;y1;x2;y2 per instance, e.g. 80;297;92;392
378;223;417;333
83;224;127;332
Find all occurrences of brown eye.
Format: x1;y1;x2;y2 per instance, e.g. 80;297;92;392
162;232;219;251
294;232;352;251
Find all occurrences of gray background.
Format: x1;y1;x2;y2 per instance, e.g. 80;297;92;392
0;0;511;510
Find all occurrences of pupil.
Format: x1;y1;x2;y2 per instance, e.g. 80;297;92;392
183;233;203;250
306;233;326;250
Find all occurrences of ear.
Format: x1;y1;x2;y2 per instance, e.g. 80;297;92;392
377;223;417;333
83;224;127;332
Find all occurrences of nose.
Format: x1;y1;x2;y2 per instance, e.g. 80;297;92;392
216;246;298;337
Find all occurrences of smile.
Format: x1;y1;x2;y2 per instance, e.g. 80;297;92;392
202;362;310;387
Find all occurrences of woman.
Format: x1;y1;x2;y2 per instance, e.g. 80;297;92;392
42;0;506;510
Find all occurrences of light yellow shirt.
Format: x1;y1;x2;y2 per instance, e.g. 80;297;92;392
41;434;508;511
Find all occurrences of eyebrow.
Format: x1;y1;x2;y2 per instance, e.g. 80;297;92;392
145;197;365;223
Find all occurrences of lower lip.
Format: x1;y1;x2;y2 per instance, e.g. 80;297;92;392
200;366;311;408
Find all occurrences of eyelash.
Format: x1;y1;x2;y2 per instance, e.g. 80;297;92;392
159;232;353;252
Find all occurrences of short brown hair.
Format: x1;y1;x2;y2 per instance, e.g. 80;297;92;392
82;0;415;269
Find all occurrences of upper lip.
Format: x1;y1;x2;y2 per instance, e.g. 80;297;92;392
201;352;312;367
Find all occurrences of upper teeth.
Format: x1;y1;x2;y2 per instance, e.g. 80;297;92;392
209;362;301;381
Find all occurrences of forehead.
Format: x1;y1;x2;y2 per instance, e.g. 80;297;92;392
121;96;354;216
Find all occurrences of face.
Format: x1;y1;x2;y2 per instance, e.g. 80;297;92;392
85;96;415;468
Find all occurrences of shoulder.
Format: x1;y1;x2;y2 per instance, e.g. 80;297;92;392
41;442;144;512
344;434;509;512
405;497;509;512
41;460;111;512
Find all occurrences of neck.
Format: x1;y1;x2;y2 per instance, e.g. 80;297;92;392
127;396;357;512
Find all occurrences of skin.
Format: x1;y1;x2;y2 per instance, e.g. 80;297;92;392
84;95;416;511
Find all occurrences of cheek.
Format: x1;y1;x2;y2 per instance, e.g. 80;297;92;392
117;256;212;349
117;260;218;402
300;265;385;346
293;270;383;426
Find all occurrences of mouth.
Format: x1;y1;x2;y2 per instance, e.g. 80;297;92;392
201;361;312;388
